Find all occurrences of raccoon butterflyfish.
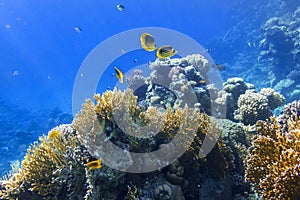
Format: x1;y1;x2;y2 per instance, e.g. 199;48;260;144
86;159;102;170
156;45;177;59
48;130;60;140
117;4;125;11
140;32;156;51
114;67;124;83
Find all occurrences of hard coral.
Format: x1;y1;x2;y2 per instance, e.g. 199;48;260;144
235;91;271;125
278;100;300;132
259;87;285;110
245;102;300;199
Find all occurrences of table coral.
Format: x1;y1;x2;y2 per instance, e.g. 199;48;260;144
245;101;300;199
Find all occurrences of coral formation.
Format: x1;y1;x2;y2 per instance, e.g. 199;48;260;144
245;100;300;199
126;54;212;113
71;87;236;199
259;87;285;110
212;77;284;123
0;124;91;199
2;53;293;199
278;99;300;132
235;91;271;125
223;77;248;100
258;7;300;101
233;87;284;125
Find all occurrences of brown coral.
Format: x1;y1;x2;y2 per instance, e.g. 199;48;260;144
245;114;300;199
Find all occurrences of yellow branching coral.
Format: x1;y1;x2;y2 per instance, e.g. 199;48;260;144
245;115;300;199
73;89;233;181
94;89;139;121
72;98;104;149
0;125;84;199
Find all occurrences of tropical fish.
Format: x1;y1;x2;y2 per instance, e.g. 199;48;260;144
114;67;124;83
117;4;125;11
86;159;102;170
140;32;156;51
48;130;60;140
199;79;206;84
74;26;82;33
156;45;177;59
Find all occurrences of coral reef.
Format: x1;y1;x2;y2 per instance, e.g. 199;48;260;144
126;54;212;113
6;72;235;199
206;0;298;86
212;77;284;123
258;7;300;101
245;100;300;199
218;77;249;120
1;124;93;200
72;88;237;199
0;123;125;200
2;53;293;199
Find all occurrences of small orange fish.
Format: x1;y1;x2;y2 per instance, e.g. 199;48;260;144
86;159;102;170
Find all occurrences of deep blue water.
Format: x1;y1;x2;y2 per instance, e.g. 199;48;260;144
0;0;299;179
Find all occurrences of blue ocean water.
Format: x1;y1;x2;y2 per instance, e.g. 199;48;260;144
0;0;299;195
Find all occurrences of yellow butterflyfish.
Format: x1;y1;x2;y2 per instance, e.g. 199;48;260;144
140;32;157;52
114;67;124;83
156;45;177;59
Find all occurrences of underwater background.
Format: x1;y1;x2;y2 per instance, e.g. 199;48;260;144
0;0;300;199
